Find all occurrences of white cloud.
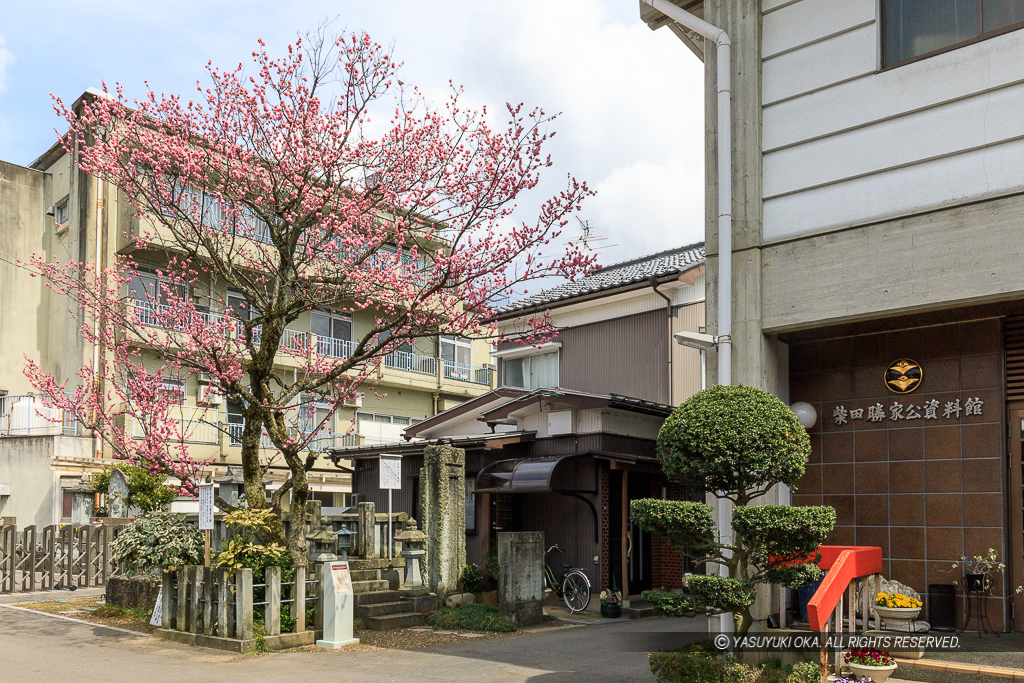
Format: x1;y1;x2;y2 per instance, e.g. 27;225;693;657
0;34;13;93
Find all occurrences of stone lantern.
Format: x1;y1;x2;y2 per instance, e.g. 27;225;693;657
307;525;338;563
214;465;269;507
68;477;95;525
394;519;429;596
332;524;357;561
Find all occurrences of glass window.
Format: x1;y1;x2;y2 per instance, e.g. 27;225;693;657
501;351;559;390
159;378;185;404
311;313;352;341
440;336;472;366
55;197;69;225
883;0;1024;67
228;293;258;322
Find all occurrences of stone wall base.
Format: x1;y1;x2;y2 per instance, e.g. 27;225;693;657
154;628;317;652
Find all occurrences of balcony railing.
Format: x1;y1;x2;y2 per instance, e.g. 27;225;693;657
317;336;357;359
131;406;219;444
384;349;437;375
226;422;359;450
0;394;78;437
443;360;492;385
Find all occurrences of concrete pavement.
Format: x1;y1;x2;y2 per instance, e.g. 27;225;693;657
0;600;706;683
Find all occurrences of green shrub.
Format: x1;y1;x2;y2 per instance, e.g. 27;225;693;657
110;513;204;575
92;464;176;513
484;545;499;580
426;604;516;632
460;563;483;593
649;652;817;683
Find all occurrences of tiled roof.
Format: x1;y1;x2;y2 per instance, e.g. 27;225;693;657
495;242;705;315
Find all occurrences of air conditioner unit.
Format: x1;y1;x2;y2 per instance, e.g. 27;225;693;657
198;384;222;405
343;393;363;408
198;372;212;385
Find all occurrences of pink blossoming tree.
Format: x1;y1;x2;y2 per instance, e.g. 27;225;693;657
24;27;593;564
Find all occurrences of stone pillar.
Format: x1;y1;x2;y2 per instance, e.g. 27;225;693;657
357;501;376;559
497;531;544;627
420;445;465;600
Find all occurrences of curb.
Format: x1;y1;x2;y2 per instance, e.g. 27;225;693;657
895;657;1024;679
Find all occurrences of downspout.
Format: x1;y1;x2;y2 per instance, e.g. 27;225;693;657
643;0;734;635
93;172;103;460
642;0;732;387
648;275;673;406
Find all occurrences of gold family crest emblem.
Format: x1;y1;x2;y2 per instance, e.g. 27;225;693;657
885;358;922;394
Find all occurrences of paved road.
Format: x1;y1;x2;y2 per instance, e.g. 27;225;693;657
0;602;706;683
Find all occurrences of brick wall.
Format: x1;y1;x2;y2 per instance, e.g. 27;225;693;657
600;467;610;590
650;478;686;589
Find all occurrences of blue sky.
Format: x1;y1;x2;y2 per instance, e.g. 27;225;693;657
0;0;705;264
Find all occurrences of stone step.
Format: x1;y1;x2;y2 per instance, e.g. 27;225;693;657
364;611;427;630
353;590;401;606
350;569;378;582
352;579;390;594
356;600;414;619
348;557;405;570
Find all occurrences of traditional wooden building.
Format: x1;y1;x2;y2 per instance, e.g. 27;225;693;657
331;243;707;598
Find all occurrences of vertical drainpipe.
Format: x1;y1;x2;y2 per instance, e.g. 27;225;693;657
93;171;104;460
643;0;732;387
648;275;673;406
643;0;734;635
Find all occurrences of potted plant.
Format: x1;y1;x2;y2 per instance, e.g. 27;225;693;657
600;590;621;618
844;649;897;682
874;592;922;625
952;549;1005;592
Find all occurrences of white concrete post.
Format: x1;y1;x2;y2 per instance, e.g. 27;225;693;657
316;559;358;649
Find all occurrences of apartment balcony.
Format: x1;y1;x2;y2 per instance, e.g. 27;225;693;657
131;406;220;444
443;360;493;386
0;394;78;437
226;422;360;450
384;349;437;375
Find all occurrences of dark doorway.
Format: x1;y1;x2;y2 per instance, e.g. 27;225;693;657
628;472;654;593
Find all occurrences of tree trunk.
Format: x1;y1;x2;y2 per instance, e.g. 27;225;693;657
239;418;287;546
287;465;310;567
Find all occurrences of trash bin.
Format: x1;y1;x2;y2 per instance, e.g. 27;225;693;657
928;584;956;630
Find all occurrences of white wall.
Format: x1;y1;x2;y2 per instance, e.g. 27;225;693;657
761;0;1024;242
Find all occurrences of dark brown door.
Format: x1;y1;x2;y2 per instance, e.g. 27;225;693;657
1009;408;1024;631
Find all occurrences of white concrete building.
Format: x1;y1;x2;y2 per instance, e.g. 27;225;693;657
642;0;1024;631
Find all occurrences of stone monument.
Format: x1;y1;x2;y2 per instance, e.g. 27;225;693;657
107;468;130;519
69;477;95;524
420;445;465;600
497;531;544;627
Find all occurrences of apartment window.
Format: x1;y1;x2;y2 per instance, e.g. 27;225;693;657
129;270;184;306
440;336;472;366
227;292;258;322
502;351;559;390
159;378;186;405
311;312;352;341
883;0;1024;67
55;197;70;226
299;394;333;433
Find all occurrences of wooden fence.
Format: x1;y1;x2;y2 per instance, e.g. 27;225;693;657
158;564;322;652
0;523;126;593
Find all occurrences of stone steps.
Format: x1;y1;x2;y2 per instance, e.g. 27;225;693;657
352;579;390;594
350;569;379;582
355;600;411;618
348;557;405;570
363;611;427;630
353;590;401;606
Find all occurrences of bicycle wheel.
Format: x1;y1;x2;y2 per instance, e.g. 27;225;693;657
562;570;591;613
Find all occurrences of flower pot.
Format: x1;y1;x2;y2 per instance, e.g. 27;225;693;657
600;604;621;618
847;661;898;682
874;605;921;625
964;573;987;592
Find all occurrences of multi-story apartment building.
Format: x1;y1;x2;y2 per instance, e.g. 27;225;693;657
643;0;1024;630
0;89;495;528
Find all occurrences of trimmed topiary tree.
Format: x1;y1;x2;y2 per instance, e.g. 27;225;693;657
631;384;835;635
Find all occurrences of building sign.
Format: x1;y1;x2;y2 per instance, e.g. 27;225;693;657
885;358;922;394
833;398;983;425
379;454;402;491
198;482;214;530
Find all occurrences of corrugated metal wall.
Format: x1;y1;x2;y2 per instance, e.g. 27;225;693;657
559;309;669;404
672;301;705;404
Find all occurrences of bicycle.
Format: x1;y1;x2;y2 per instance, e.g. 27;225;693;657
543;544;591;613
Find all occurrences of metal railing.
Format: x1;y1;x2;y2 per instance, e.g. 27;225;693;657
384;349;437;375
316;336;357;359
132;407;219;444
0;394;78;437
225;424;358;450
443;360;492;385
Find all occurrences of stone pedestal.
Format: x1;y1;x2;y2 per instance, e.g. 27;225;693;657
357;501;376;559
497;531;544;627
420;445;465;600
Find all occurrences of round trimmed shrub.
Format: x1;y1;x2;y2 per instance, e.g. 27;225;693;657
657;385;811;496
